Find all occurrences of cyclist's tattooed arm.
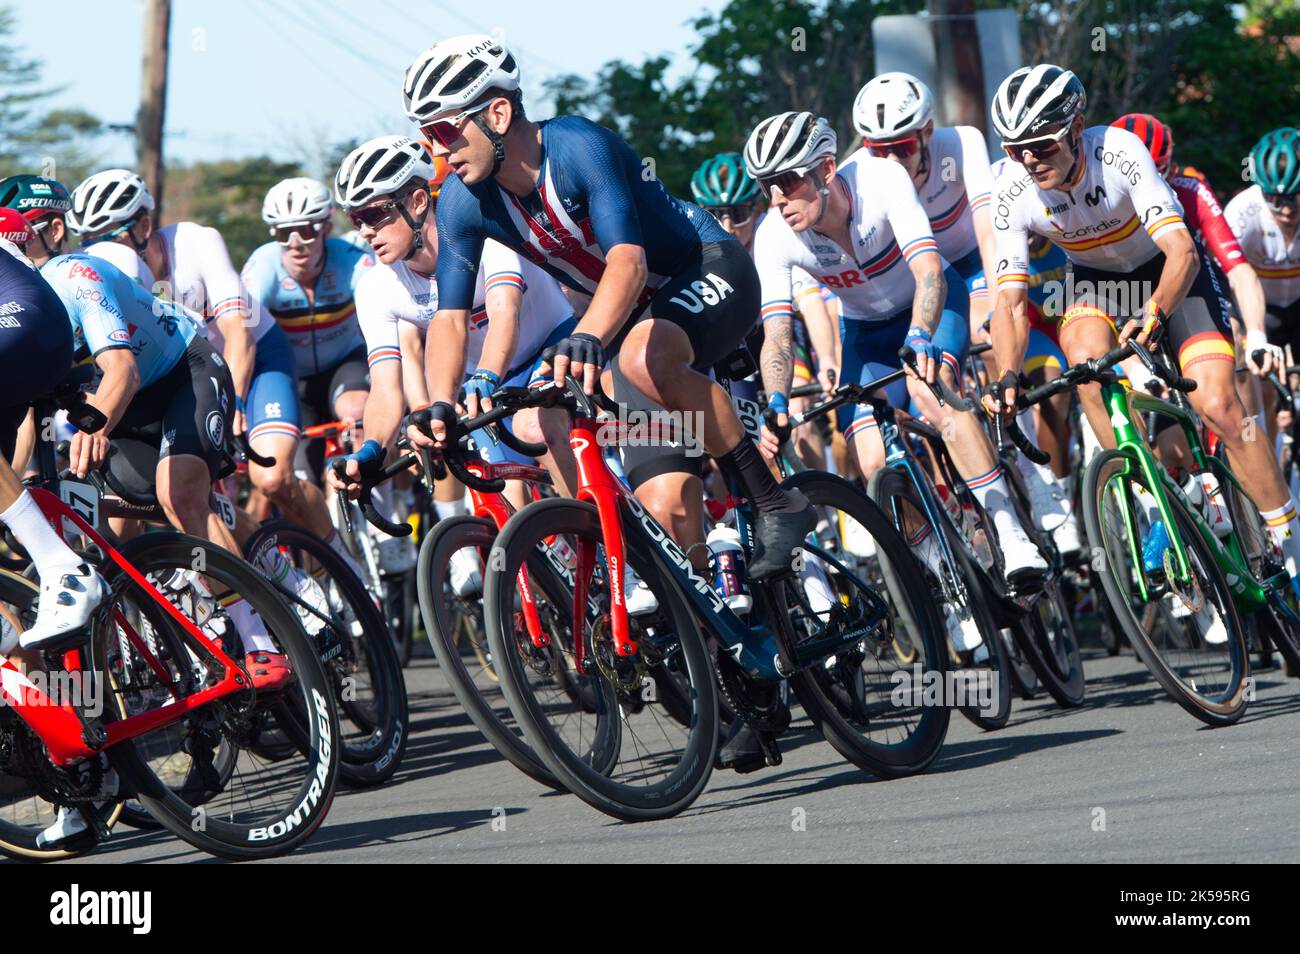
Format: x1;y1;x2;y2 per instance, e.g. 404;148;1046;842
911;255;947;335
761;313;795;405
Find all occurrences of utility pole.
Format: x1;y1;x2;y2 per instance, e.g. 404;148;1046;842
138;0;171;221
929;0;986;130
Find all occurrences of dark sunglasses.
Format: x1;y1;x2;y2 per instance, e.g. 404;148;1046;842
348;198;405;231
757;167;815;197
1264;192;1298;212
865;135;922;159
1002;125;1074;164
271;222;322;246
419;100;493;148
708;203;757;226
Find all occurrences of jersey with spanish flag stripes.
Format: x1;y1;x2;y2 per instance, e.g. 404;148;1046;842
241;237;375;377
992;125;1186;288
1224;184;1300;308
354;238;570;378
753;153;939;322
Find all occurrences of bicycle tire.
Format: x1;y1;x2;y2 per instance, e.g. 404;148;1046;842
869;467;1013;729
1082;450;1249;726
416;514;558;788
100;533;341;859
0;573;124;861
244;520;408;787
782;470;951;776
483;497;718;821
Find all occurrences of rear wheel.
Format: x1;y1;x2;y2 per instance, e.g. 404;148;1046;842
783;471;950;777
101;533;341;858
869;467;1012;729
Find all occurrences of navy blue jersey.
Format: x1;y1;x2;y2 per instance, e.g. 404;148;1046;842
435;115;730;310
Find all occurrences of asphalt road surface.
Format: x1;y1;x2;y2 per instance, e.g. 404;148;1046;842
64;630;1300;865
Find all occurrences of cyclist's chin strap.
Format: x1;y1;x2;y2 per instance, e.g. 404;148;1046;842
810;172;834;229
396;189;431;261
128;214;150;257
472;113;508;177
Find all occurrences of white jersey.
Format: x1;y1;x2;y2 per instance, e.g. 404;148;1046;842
850;125;994;265
355;238;571;375
80;223;274;351
1224;185;1300;308
993;126;1186;290
754;154;938;323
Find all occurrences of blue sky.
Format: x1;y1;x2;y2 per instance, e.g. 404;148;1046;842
14;0;723;169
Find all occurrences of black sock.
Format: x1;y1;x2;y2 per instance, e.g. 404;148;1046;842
715;437;801;514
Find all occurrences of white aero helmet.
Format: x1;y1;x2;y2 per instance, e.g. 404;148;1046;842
263;177;332;226
403;33;520;123
67;169;154;236
991;64;1086;144
334;135;437;210
853;72;934;139
743;112;838;180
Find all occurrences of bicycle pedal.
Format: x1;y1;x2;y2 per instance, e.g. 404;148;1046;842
758;732;782;767
36;625;95;661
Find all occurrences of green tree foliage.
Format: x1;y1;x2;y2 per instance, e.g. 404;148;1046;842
547;0;917;195
548;0;1300;201
0;6;103;186
181;156;303;266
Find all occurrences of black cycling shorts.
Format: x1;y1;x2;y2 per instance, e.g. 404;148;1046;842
1064;244;1235;373
612;239;760;488
112;336;235;481
0;256;73;460
297;345;370;425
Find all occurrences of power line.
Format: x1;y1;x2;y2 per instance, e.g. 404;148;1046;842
420;0;571;77
277;2;396;84
313;0;419;58
245;2;383;111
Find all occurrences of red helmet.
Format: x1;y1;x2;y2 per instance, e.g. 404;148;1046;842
1112;113;1174;176
0;207;32;249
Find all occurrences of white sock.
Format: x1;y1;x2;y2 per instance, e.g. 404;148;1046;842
0;490;80;577
225;598;277;654
435;498;468;521
965;465;1022;539
1261;501;1300;577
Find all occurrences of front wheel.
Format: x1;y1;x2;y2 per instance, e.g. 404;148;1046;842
1083;451;1248;726
483;497;717;821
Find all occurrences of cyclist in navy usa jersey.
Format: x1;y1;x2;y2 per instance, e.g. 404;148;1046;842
402;34;815;578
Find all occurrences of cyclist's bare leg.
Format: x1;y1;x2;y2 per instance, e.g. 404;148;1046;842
1058;308;1125;451
1185;355;1291;511
155;453;241;554
248;432;336;539
616;319;745;457
635;471;707;570
334;389;368;432
515;405;578;500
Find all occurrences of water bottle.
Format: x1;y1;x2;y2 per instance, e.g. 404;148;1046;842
1182;471;1233;537
707;525;752;615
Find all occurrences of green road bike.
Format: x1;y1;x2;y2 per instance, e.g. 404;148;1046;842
1018;340;1300;726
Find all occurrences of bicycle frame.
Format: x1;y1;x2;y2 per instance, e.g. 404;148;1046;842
564;412;889;682
1099;382;1273;610
0;489;245;767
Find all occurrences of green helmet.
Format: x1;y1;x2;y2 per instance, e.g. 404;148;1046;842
1250;127;1300;195
690;152;760;207
0;174;72;223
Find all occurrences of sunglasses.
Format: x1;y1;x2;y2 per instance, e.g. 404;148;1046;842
708;203;757;226
272;222;322;246
1264;192;1298;212
347;194;420;231
757;166;817;197
1002;125;1074;163
420;100;494;149
864;134;922;159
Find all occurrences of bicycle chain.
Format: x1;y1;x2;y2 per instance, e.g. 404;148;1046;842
714;650;790;734
6;722;103;805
